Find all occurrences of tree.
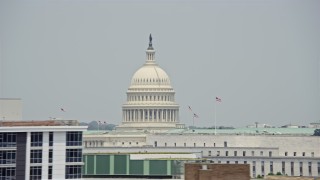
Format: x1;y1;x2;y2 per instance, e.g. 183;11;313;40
313;129;320;136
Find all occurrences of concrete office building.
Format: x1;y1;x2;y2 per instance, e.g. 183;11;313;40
0;120;87;180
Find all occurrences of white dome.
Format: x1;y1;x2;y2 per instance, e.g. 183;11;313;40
130;64;172;87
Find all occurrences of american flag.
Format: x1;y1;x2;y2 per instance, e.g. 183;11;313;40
188;106;192;111
60;108;66;112
216;97;222;102
193;113;199;118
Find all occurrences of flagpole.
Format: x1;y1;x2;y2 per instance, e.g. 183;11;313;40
193;116;195;127
214;99;217;135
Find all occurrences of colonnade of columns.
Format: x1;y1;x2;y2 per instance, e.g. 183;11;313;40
123;109;179;122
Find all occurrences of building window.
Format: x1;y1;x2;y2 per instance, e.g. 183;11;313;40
224;141;227;147
0;133;16;147
291;162;294;176
269;151;272;157
194;143;196;147
260;151;263;156
30;150;42;163
217;151;220;156
225;151;228;156
66;149;82;162
65;165;81;179
282;161;286;175
49;132;53;146
204;143;206;147
0;150;16;164
293;152;296;156
214;143;216;147
261;161;265;176
49;149;53;163
66;132;82;146
308;162;312;176
252;161;256;178
244;161;247;164
165;143;167;147
31;132;43;147
270;161;274;174
234;151;237;156
30;166;42;180
318;162;320;176
184;143;186;147
48;166;52;179
154;141;157;147
243;151;246;157
302;152;305;156
208;151;211;156
299;162;303;176
226;161;230;164
235;161;238;164
174;143;176;147
312;152;315;157
0;167;15;179
251;151;254;156
285;152;288;156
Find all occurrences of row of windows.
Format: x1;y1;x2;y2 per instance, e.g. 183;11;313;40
28;166;52;180
0;167;15;179
84;141;140;147
31;132;43;147
65;165;81;179
128;94;174;102
66;149;82;162
0;151;16;164
30;131;82;147
132;78;169;84
30;166;41;180
207;160;320;178
207;150;273;157
252;161;320;177
285;151;314;157
30;150;42;163
0;133;16;147
66;132;83;146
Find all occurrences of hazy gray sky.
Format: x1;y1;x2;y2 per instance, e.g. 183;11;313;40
1;0;319;127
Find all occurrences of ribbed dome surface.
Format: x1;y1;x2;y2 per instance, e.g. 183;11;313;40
130;64;171;87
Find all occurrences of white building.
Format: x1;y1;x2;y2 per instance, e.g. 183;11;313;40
0;120;87;180
117;34;181;131
0;98;22;120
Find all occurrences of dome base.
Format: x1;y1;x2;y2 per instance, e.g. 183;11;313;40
116;122;183;132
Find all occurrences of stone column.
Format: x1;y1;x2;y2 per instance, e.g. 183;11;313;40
133;109;136;122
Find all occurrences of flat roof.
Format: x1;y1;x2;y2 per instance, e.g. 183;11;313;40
84;127;317;136
0;120;79;127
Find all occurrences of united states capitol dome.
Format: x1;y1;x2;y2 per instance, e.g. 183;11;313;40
118;34;180;131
